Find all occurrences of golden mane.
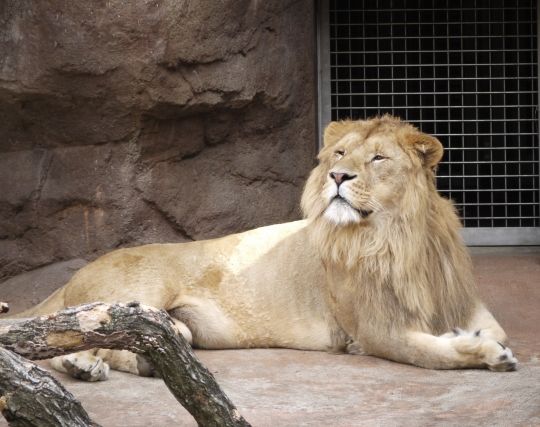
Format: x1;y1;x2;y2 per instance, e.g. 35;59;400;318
301;116;478;336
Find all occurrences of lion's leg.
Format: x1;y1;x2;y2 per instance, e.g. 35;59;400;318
380;328;517;371
49;349;110;381
99;318;194;377
49;319;193;380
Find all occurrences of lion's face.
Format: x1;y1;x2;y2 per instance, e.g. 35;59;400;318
301;116;444;226
319;131;413;225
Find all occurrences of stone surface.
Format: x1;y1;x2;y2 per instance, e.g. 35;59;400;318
0;0;317;281
1;249;538;426
17;349;539;427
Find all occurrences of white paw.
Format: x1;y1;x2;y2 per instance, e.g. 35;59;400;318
452;329;518;372
484;341;518;372
61;353;110;381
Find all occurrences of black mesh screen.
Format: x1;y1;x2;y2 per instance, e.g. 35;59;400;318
329;0;539;227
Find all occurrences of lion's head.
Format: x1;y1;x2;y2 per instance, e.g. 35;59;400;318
302;115;444;227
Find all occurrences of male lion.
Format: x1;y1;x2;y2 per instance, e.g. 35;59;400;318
11;116;516;380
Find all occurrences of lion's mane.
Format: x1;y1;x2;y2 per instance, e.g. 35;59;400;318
301;116;479;337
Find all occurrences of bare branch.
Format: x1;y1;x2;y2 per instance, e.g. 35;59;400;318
0;346;100;427
0;302;251;427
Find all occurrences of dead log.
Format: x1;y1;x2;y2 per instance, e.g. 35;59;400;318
0;346;101;427
0;302;251;427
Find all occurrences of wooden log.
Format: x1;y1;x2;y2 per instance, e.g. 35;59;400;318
0;302;251;427
0;346;100;427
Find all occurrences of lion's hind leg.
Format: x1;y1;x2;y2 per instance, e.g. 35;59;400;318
101;318;194;377
50;349;155;380
50;350;110;382
49;318;193;380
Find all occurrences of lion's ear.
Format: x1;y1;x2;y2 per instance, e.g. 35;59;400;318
410;132;444;169
323;120;354;147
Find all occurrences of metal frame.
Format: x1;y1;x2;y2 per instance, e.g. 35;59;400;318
317;0;540;246
317;0;332;145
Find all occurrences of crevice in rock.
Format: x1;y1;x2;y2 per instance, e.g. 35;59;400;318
230;171;297;188
158;56;226;73
52;65;120;78
46;200;99;218
142;199;195;242
28;149;53;207
0;223;38;242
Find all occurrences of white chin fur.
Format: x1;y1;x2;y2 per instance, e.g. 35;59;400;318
323;199;361;225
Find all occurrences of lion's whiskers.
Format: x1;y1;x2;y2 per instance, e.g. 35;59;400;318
364;198;383;213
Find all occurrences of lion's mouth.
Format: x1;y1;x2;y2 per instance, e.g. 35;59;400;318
331;196;373;218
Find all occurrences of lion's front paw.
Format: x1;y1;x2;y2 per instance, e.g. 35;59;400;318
452;330;518;372
61;353;110;381
484;341;518;372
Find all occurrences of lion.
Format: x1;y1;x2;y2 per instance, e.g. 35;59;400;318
9;116;517;380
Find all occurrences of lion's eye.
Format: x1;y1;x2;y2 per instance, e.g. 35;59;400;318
371;154;386;163
334;150;345;158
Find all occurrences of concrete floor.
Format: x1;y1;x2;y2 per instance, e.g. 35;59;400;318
1;248;539;426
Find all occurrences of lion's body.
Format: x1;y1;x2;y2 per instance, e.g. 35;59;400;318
20;220;345;352
12;116;517;378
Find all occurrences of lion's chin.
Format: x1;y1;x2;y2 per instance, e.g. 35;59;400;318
323;198;371;226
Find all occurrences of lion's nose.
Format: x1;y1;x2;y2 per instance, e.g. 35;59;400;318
329;171;356;185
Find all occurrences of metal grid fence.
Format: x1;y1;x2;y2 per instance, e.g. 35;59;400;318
328;0;539;228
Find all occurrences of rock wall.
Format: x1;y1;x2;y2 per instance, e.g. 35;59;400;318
0;0;318;283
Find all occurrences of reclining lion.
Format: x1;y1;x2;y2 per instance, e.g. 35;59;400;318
12;116;517;380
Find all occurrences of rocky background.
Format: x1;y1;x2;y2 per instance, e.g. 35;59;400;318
0;0;318;306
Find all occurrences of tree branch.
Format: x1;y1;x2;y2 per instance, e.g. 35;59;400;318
0;302;251;427
0;346;100;427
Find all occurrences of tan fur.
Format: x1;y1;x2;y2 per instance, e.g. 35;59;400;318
10;116;516;378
